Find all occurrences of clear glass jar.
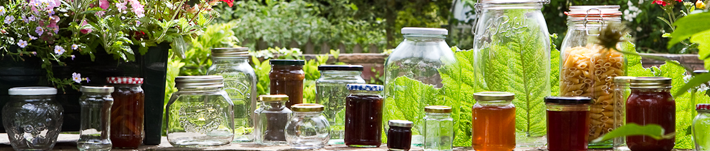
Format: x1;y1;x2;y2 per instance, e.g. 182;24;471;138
2;87;63;151
207;47;258;142
472;0;550;146
612;76;634;151
625;77;674;151
107;77;145;149
270;59;305;108
423;106;454;151
384;27;457;146
344;84;384;148
388;120;413;151
165;76;234;147
544;97;592;151
472;92;515;151
256;95;292;145
315;65;366;144
694;104;710;150
78;86;115;151
285;103;330;149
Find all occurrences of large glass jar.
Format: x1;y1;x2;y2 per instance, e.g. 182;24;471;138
625;77;674;151
207;47;258;142
2;87;63;151
315;65;366;144
472;0;550;146
388;120;414;151
256;95;292;145
423;106;454;151
694;104;710;150
78;86;115;151
270;59;305;108
544;96;592;151
384;27;457;146
472;92;516;151
107;77;145;149
165;76;234;147
285;103;330;149
344;84;384;148
612;76;634;151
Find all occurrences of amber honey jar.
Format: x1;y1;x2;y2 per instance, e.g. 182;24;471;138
107;77;145;148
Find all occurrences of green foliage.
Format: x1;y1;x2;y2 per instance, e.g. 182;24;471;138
179;22;240;76
668;12;710;97
593;124;676;142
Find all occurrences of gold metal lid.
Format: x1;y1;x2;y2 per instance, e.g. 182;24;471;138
260;95;289;102
388;120;413;128
473;92;515;101
613;76;636;83
291;103;324;112
630;77;672;89
425;105;452;113
80;86;114;93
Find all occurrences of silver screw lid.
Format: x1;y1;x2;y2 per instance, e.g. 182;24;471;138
212;47;249;58
175;76;224;89
80;86;114;93
9;87;57;95
389;120;413;128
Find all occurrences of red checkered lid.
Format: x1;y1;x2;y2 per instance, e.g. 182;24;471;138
698;104;710;111
107;77;144;84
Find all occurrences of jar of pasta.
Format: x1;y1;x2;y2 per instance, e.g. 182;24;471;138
559;5;626;148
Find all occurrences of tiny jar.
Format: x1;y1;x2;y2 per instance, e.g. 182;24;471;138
625;77;674;151
269;59;305;108
78;86;115;151
285;103;330;149
344;84;384;148
2;87;63;151
423;105;454;151
316;65;366;144
387;120;413;151
107;77;145;148
256;95;292;145
165;76;234;147
612;76;635;151
694;104;710;150
472;92;515;151
544;96;592;151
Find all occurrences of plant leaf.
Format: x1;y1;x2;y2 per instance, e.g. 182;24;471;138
668;12;710;49
592;124;675;142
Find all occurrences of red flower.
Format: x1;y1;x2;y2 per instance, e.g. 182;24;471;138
653;0;668;6
220;0;233;7
677;0;683;2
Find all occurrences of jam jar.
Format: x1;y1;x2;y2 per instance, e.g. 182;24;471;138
2;87;63;151
545;96;592;151
256;95;292;145
78;86;115;151
107;77;145;148
344;84;384;147
269;59;305;108
625;77;674;151
472;92;516;151
285;104;330;149
387;120;413;151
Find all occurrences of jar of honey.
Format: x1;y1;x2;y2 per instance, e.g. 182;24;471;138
472;92;515;151
269;59;305;108
107;77;145;148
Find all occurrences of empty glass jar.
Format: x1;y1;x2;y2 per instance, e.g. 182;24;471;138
285;104;330;149
256;95;292;145
315;65;366;144
694;104;710;150
423;106;454;151
78;86;115;151
613;76;634;151
107;77;145;149
2;87;63;151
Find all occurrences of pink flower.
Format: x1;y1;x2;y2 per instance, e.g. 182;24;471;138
95;11;105;17
48;15;60;34
80;20;92;34
129;0;145;18
99;0;109;9
116;0;128;13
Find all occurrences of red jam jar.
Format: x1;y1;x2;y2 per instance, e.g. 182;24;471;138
626;77;674;151
387;120;413;151
344;84;384;148
107;77;145;148
545;96;592;151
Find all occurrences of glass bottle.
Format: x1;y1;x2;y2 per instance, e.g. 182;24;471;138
207;47;258;142
285;103;330;149
694;104;710;150
256;95;292;145
2;87;63;151
78;86;115;151
388;120;413;151
270;59;305;108
625;77;674;151
107;77;145;149
612;76;635;151
344;84;384;148
472;92;515;151
165;76;234;147
423;105;454;151
473;0;550;146
544;96;592;151
384;27;457;146
315;65;366;144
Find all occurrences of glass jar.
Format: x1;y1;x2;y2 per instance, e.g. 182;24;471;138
107;77;145;149
78;86;115;151
388;120;413;151
384;27;457;146
315;65;366;144
344;84;384;148
285;103;330;149
625;77;674;151
207;47;258;142
545;96;592;151
165;76;234;147
2;87;63;151
694;104;710;150
256;95;292;145
612;76;634;151
423;106;454;151
472;0;550;146
270;59;305;109
472;92;516;151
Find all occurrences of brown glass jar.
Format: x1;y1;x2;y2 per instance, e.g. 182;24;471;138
387;120;413;151
107;77;145;149
269;59;305;108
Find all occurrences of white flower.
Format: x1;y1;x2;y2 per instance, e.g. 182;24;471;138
17;40;28;48
54;45;65;55
72;72;82;83
0;6;5;16
72;44;79;50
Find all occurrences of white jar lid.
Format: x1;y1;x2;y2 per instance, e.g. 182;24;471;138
9;87;57;95
401;27;448;35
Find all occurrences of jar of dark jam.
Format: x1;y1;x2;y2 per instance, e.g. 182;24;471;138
626;77;674;151
269;59;305;108
545;96;592;151
107;77;145;148
387;120;413;151
344;84;384;147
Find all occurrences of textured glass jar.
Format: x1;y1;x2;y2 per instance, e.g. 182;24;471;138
545;97;592;151
694;104;710;150
625;77;674;151
270;59;305;108
423;106;454;151
107;77;145;149
207;47;258;142
2;87;63;151
315;65;366;144
612;76;634;151
78;86;115;151
344;84;384;148
472;92;516;151
388;120;413;151
256;95;292;145
165;76;234;147
285;104;330;149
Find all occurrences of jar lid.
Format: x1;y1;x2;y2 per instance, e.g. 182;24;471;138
698;104;710;111
318;65;364;71
270;59;305;65
260;95;289;102
175;76;224;89
291;103;324;112
694;70;708;74
425;105;452;113
9;87;57;95
389;120;413;128
613;76;636;83
107;77;144;84
473;92;515;101
212;47;249;57
480;0;548;4
80;86;115;93
630;77;672;89
544;96;592;104
565;5;622;17
346;84;383;91
401;27;448;35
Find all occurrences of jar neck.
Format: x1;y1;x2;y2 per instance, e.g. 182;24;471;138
113;84;142;88
425;112;451;117
545;103;590;111
213;57;249;64
699;110;710;113
349;90;381;96
82;92;113;97
567;17;621;30
403;34;446;42
177;87;223;92
293;111;322;116
477;100;513;106
320;70;362;78
11;95;54;101
390;126;412;130
272;64;303;70
263;101;287;110
482;2;543;9
630;88;671;93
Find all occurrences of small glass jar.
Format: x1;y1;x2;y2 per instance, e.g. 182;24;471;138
423;106;454;151
270;59;305;108
316;65;366;144
165;76;234;147
78;86;115;151
387;120;413;151
107;77;145;149
256;95;292;145
625;77;674;151
472;92;515;151
285;103;330;149
694;104;710;150
344;84;384;148
545;96;592;151
612;76;634;151
2;87;63;151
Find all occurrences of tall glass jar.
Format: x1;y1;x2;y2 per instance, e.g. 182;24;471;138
107;77;145;149
78;86;115;151
694;104;710;150
625;77;674;151
207;47;258;142
285;103;330;149
315;65;366;144
165;76;234;147
472;0;550;146
256;95;292;145
472;92;516;151
2;87;63;151
270;59;305;108
423;106;454;151
612;76;634;151
384;27;457;146
544;96;592;151
344;84;384;148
